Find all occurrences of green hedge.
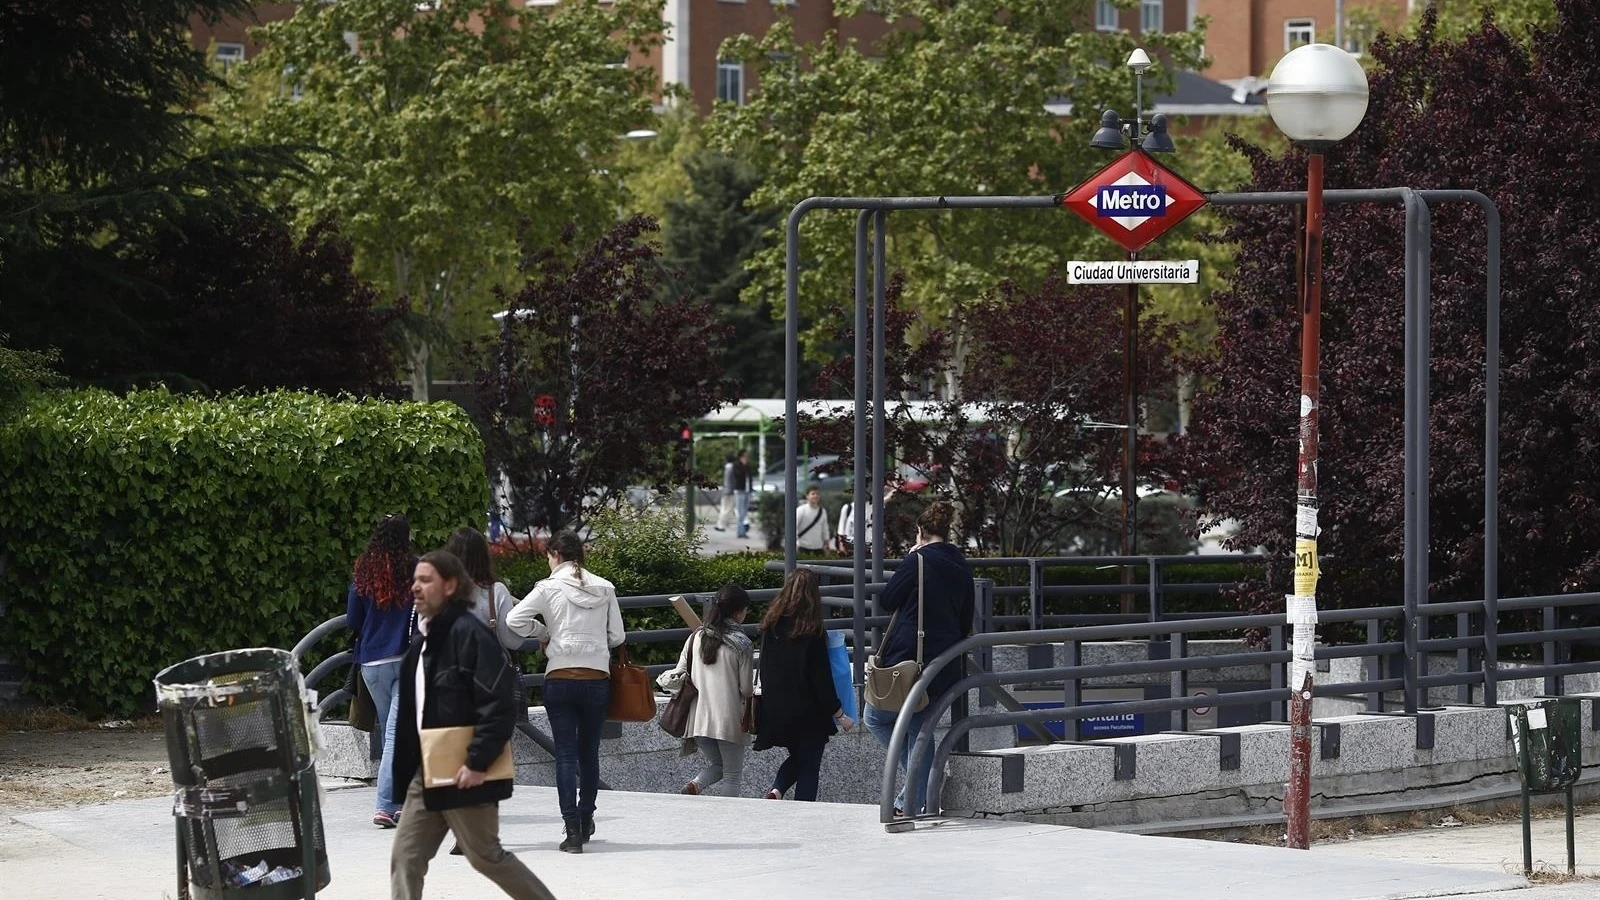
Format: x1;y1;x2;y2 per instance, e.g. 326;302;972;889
0;389;488;717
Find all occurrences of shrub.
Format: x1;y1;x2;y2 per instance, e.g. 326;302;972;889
0;388;488;716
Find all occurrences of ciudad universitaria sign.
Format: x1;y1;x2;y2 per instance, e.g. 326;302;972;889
1061;148;1208;283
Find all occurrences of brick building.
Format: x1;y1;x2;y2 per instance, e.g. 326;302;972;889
1193;0;1415;84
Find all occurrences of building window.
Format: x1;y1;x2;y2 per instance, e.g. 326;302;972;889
716;59;745;104
214;42;245;73
1095;0;1119;32
1285;18;1315;51
771;0;795;6
1141;0;1163;34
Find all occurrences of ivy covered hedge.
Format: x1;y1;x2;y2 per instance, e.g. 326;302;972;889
0;389;488;716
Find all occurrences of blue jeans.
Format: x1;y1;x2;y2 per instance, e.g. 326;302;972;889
865;702;934;814
544;678;610;824
361;660;404;815
735;491;751;537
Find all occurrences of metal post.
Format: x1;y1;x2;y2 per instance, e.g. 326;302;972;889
1401;194;1422;716
853;211;872;695
1566;784;1576;874
1522;786;1533;875
1285;151;1326;852
1122;265;1139;566
872;210;888;584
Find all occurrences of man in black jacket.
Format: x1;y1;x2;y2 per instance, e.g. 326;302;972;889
390;550;556;900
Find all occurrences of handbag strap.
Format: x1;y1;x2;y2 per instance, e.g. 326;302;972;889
915;551;925;667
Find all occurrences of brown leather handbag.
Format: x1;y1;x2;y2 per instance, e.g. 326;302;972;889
607;645;657;722
658;633;698;738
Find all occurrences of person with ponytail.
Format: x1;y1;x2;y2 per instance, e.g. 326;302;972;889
660;584;754;797
752;568;854;801
346;513;417;828
506;531;623;853
863;499;974;818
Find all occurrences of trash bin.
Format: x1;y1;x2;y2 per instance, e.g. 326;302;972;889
1505;697;1582;793
1503;697;1582;875
155;648;331;900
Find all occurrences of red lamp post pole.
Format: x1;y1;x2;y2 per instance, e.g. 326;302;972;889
1285;151;1326;851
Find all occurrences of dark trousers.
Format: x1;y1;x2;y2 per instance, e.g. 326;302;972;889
772;738;827;801
544;677;610;824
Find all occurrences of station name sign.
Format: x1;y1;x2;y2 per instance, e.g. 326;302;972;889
1066;259;1199;285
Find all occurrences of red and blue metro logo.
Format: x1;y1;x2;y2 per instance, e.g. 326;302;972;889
1061;149;1207;254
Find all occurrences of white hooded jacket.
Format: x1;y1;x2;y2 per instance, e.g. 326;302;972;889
506;561;625;675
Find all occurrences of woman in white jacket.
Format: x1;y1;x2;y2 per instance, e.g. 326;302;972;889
506;532;624;854
664;585;753;797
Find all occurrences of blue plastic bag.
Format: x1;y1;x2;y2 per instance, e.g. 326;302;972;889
826;631;859;721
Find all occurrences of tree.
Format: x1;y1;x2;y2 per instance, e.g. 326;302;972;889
707;3;1204;377
659;151;786;398
1177;2;1600;614
472;216;739;533
218;0;664;399
801;273;1180;558
118;209;399;395
0;0;296;373
1410;0;1558;43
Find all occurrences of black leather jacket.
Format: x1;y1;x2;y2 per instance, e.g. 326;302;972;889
392;604;517;810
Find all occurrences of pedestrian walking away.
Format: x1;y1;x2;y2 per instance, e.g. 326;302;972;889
390;550;557;900
733;449;754;538
659;585;754;797
753;569;853;801
864;500;974;817
716;454;737;531
347;513;417;829
506;531;624;852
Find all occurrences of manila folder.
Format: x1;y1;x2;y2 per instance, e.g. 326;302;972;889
419;726;514;787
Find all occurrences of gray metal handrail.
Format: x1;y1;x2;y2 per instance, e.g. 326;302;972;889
879;590;1600;826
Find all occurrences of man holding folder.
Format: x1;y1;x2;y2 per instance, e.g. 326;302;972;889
390;549;557;900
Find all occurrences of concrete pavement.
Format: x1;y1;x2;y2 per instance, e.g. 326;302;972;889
8;781;1545;900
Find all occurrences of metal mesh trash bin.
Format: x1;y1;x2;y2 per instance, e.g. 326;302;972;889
1504;697;1582;875
155;648;331;900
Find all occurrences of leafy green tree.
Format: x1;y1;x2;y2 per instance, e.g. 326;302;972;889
659;151;787;397
1412;0;1557;42
216;0;664;399
708;3;1204;379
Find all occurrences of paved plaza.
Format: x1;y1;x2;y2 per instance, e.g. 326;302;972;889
11;778;1584;900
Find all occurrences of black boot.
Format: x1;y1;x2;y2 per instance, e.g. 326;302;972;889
559;820;584;854
581;814;595;841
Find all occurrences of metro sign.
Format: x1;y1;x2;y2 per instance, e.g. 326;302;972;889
1061;150;1207;253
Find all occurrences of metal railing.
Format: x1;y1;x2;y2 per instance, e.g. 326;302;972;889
878;589;1600;825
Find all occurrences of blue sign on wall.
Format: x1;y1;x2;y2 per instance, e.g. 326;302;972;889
1016;701;1148;741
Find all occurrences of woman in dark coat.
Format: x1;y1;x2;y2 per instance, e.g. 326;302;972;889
753;568;854;801
863;500;974;817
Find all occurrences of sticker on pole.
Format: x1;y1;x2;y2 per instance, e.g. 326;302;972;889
1061;150;1209;253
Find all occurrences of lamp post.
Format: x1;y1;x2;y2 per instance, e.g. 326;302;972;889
1265;42;1368;851
1089;49;1176;594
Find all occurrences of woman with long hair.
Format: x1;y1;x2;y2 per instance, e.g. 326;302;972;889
863;499;974;817
752;568;853;801
506;531;624;853
346;513;416;828
662;584;754;797
443;527;522;654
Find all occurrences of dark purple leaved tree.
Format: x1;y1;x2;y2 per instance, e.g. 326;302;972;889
1177;1;1600;615
473;216;739;533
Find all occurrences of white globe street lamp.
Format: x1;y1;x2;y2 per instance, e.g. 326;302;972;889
1265;43;1368;853
1267;43;1369;149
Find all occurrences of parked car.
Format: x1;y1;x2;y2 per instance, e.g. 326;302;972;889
755;455;850;495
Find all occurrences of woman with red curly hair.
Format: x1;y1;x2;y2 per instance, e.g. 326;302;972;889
347;513;417;828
